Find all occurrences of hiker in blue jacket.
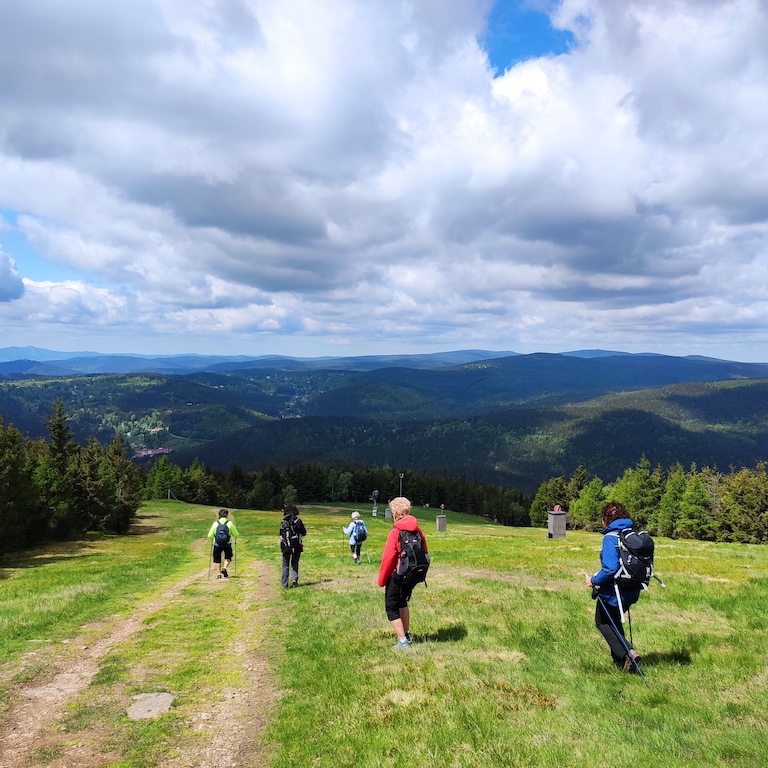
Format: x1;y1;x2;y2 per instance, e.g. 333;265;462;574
585;501;642;672
342;510;366;564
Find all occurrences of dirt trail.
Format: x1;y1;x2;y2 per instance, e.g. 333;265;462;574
0;561;278;768
159;560;278;768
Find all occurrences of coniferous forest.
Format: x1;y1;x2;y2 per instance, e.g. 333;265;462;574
0;399;143;555
3;348;768;553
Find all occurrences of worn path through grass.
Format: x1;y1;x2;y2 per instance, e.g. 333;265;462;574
0;501;281;768
3;501;768;767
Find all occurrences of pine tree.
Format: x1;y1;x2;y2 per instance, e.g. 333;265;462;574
651;463;685;538
676;470;713;540
530;476;567;527
569;477;607;531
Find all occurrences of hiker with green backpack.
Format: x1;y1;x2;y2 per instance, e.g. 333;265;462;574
207;508;239;579
342;510;368;564
377;497;430;651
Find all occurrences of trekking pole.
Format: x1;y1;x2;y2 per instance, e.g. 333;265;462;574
233;539;237;578
596;595;648;686
628;606;634;647
207;541;213;581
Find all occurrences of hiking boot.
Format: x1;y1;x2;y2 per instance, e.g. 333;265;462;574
393;638;411;651
623;650;641;673
405;630;413;643
217;574;223;580
221;568;229;578
354;557;360;564
292;580;299;588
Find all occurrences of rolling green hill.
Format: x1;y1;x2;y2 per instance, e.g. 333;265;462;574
175;378;768;491
3;354;768;487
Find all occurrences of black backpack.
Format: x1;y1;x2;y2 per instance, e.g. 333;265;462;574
352;519;368;543
614;528;655;589
396;529;430;588
214;521;231;547
280;516;302;554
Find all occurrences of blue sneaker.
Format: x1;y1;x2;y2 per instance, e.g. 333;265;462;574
393;638;411;651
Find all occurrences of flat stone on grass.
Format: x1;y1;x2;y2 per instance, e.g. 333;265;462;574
127;692;176;720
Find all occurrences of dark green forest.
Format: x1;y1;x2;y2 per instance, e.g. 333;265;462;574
531;456;768;544
4;351;768;553
0;400;143;555
3;397;768;555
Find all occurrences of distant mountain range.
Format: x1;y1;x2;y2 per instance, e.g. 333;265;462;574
0;346;518;375
3;348;768;492
0;345;752;376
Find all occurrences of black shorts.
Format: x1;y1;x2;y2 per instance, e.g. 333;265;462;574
213;544;233;563
385;575;414;620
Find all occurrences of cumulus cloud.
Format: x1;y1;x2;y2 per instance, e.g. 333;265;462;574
0;0;767;357
0;250;24;301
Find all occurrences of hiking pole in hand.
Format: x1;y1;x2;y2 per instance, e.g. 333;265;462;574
208;541;213;581
596;595;648;686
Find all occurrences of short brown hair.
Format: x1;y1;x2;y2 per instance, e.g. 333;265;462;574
283;504;299;516
601;501;627;528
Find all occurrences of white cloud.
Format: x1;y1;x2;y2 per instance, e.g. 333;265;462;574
0;0;767;357
0;250;24;301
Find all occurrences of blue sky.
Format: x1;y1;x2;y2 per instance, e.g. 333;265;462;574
1;0;767;361
482;1;574;73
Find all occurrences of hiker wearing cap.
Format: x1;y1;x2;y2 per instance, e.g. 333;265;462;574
342;510;367;564
207;509;239;579
585;501;642;672
377;497;428;651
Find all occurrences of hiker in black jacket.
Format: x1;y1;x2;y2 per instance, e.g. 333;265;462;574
280;505;307;588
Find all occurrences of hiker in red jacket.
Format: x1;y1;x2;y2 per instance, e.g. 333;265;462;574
377;497;428;650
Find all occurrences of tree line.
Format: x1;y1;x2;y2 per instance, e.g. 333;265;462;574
531;456;768;543
143;457;531;526
7;398;768;557
0;399;144;555
0;400;529;556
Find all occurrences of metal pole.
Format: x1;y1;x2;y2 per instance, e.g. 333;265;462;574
233;539;237;578
596;595;648;685
207;541;213;581
399;473;404;496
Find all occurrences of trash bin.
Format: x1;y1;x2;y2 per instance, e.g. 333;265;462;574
547;510;566;539
436;515;447;532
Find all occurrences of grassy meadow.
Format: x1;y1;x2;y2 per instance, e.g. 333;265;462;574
1;500;768;767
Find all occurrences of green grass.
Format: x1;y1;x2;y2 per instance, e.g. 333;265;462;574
2;501;768;767
265;504;768;768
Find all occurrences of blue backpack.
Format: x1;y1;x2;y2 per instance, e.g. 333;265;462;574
214;521;231;547
352;520;368;543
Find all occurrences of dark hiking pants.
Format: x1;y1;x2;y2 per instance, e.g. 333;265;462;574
595;599;634;666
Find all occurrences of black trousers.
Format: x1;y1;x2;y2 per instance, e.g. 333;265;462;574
595;599;634;666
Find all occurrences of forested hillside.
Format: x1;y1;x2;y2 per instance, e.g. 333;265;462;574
173;379;768;492
2;353;768;493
